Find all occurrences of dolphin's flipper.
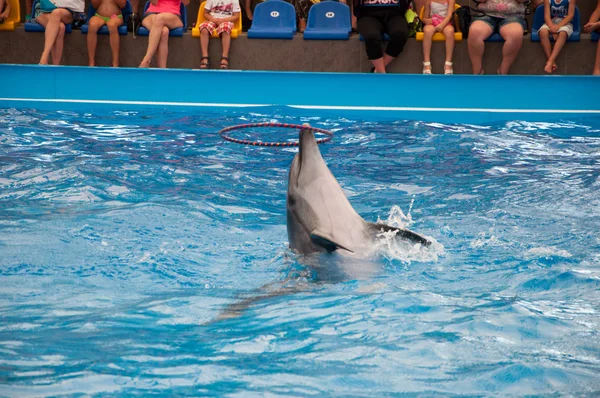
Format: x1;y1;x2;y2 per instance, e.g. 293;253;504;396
310;229;354;253
368;222;431;247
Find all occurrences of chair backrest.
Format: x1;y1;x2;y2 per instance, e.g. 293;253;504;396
306;1;350;32
179;1;187;29
251;0;296;31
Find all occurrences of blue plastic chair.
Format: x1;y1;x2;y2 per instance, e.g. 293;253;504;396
25;0;73;32
81;0;132;35
303;1;351;40
137;0;187;37
531;5;580;42
593;30;600;42
247;0;296;39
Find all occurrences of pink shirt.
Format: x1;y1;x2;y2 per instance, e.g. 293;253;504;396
147;0;181;16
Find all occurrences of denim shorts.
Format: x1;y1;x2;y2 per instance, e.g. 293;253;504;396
473;15;527;34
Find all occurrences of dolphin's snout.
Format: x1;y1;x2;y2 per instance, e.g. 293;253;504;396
299;124;317;155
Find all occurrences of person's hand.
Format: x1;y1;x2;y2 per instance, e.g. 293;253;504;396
435;24;445;32
245;7;253;20
338;0;346;4
0;10;9;20
423;18;432;25
150;0;158;5
584;21;599;33
549;24;558;33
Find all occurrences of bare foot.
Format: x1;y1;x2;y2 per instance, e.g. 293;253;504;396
39;53;50;65
139;59;150;68
544;61;557;74
89;61;96;66
111;63;119;67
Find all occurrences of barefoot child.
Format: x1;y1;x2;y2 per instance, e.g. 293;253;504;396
87;0;127;66
198;0;241;69
538;0;576;74
421;0;455;74
584;0;600;75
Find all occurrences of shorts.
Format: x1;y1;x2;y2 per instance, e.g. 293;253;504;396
538;17;573;38
199;20;234;35
473;14;527;34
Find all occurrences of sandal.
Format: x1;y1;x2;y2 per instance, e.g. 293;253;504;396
220;56;229;69
444;61;453;75
200;56;210;69
423;61;432;75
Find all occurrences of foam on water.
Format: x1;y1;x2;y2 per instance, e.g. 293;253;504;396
1;106;600;396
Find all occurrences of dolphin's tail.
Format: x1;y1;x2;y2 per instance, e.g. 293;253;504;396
367;222;431;247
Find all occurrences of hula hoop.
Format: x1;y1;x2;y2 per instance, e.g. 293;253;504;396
220;122;334;147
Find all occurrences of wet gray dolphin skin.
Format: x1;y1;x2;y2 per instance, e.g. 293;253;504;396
286;127;431;256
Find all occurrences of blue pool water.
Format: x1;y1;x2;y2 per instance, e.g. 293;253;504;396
1;106;599;396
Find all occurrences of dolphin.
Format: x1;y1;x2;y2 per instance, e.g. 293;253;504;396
286;125;431;256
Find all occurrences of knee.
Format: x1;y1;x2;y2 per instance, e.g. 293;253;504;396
49;9;63;21
504;31;523;44
107;21;119;33
57;22;66;36
423;25;435;34
539;29;549;38
161;26;170;39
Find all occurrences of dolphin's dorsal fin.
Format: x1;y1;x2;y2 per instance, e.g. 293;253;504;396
310;229;354;253
368;222;431;247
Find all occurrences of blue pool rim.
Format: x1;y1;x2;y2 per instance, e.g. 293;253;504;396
1;64;599;124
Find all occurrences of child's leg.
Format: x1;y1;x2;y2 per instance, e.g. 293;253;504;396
220;31;231;67
538;28;552;64
155;26;170;68
594;40;600;75
443;25;455;72
421;24;435;73
50;22;66;65
545;31;567;74
106;16;124;67
200;25;211;58
86;16;107;66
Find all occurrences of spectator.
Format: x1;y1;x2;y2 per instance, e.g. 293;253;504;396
198;0;241;69
86;0;127;66
538;0;576;74
468;0;529;75
138;0;189;68
354;0;412;73
290;0;312;32
584;0;600;75
0;0;10;23
33;0;85;65
421;0;455;74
